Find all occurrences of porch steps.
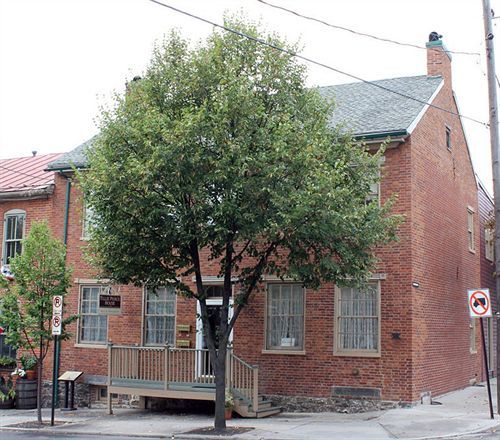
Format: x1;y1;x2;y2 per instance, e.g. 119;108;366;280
233;395;282;418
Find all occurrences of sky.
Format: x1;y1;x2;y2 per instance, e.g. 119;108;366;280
0;0;498;189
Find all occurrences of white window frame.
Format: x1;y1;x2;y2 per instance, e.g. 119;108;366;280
143;286;177;346
264;283;306;353
470;319;477;354
467;207;475;253
81;205;95;240
77;285;109;345
334;281;381;357
445;125;452;151
2;209;26;266
485;227;494;262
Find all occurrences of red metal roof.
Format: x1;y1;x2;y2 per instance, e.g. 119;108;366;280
0;153;64;193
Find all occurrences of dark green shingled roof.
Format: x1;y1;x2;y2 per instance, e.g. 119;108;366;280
45;136;96;171
47;75;443;170
318;75;443;139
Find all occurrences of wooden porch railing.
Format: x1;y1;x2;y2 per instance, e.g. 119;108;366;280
227;350;259;411
108;344;259;410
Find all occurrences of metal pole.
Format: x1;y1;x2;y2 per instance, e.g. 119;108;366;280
50;334;58;426
481;317;494;419
482;0;500;414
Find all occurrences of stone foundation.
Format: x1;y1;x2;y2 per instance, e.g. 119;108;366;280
41;380;90;408
265;394;407;413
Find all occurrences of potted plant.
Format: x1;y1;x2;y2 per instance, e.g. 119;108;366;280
0;376;15;409
224;390;234;420
0;356;16;371
20;355;37;380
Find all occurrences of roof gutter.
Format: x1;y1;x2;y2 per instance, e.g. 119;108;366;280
354;130;408;141
0;185;55;201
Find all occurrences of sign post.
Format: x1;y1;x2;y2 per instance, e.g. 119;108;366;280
467;289;494;420
51;295;63;426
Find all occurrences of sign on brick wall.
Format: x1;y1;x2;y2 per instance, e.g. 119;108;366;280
98;294;122;315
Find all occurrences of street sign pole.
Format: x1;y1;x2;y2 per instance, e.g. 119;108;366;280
480;317;494;420
50;295;63;427
50;334;58;426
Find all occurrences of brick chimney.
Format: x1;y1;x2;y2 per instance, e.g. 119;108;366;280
426;32;452;87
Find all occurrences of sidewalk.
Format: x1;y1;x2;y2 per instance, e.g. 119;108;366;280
0;381;499;439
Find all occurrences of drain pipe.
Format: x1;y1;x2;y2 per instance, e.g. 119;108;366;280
51;175;71;425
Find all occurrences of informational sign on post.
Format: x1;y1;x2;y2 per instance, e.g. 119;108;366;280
467;289;492;318
52;295;63;336
466;288;494;420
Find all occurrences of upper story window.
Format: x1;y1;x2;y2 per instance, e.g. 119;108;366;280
334;282;380;355
82;205;95;240
467;207;475;253
446;126;452;151
366;181;380;205
266;283;305;351
485;227;494;262
2;210;26;265
144;286;176;345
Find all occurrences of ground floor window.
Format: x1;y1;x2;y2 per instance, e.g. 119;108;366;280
266;283;304;351
144;286;176;345
335;282;380;355
79;286;108;344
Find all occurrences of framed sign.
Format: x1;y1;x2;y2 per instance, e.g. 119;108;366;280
98;294;122;315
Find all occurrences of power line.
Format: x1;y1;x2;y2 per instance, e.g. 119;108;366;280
256;0;481;57
147;0;489;127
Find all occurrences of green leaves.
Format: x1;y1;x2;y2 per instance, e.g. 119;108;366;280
0;221;75;360
79;16;401;294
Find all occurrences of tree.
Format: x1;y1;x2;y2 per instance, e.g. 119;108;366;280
80;18;401;430
0;221;74;424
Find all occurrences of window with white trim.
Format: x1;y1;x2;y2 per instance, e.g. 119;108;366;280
470;319;477;353
335;282;380;354
82;205;95;240
467;208;475;252
144;287;176;345
2;210;25;265
485;227;494;262
79;286;108;343
266;284;304;351
446;126;452;151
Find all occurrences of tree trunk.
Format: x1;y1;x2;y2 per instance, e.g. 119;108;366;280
213;346;227;430
37;359;43;424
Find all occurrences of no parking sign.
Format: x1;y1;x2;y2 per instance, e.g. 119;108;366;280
467;289;492;318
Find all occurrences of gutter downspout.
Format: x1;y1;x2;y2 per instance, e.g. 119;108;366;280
51;175;71;421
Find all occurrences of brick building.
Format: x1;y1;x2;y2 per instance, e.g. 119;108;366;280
0;152;62;357
1;36;490;414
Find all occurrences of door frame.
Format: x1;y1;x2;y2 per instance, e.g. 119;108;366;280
195;294;234;378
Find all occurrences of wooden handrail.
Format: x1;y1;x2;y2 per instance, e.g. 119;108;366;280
108;345;260;411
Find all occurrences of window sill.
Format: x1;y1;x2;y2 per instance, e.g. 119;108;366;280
262;349;306;356
469;249;476;254
74;343;108;349
333;350;381;358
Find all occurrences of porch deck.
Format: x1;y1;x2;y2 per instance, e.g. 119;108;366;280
107;345;281;418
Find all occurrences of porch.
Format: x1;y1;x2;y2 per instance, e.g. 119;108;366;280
107;345;281;418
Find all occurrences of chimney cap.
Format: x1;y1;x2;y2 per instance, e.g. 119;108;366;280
429;32;443;42
32;150;37;157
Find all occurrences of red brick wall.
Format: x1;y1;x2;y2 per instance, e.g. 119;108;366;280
478;182;496;376
411;44;482;399
3;43;484;406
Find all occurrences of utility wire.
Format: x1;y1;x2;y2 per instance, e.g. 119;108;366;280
0;164;54;185
256;0;481;57
147;0;488;127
